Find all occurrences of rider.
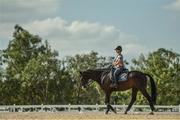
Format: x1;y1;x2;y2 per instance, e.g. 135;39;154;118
110;46;124;88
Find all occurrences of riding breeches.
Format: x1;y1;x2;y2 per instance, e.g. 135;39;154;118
113;67;123;83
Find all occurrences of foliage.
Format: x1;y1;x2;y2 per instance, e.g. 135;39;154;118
0;25;179;105
0;25;67;104
64;51;110;104
0;25;110;105
131;48;180;105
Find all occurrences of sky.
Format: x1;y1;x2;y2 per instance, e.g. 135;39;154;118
0;0;179;62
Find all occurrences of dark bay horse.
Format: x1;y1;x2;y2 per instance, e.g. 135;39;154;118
80;69;157;114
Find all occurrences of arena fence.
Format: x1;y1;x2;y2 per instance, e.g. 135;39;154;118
0;104;179;113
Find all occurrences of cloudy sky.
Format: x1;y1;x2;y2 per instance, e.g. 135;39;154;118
0;0;179;61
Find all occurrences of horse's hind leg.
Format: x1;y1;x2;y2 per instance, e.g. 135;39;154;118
105;104;110;114
140;89;155;114
109;104;117;114
125;88;138;114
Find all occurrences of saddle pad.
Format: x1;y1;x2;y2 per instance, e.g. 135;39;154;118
117;72;128;82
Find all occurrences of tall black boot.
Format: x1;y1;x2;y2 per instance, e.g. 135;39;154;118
110;78;118;88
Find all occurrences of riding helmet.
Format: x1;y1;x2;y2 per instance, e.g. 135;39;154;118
114;46;122;51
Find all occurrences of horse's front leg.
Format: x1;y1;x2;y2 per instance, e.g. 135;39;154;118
105;93;110;114
105;93;116;114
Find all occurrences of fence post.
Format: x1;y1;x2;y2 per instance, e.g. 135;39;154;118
123;104;126;113
41;104;43;112
96;103;98;111
20;107;22;112
131;105;134;113
13;104;16;112
68;104;71;112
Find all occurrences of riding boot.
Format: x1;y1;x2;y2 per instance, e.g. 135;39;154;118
110;82;118;88
110;77;118;88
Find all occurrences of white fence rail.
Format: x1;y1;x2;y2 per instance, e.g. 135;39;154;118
0;104;179;113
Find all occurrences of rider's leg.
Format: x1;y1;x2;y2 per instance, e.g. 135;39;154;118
111;68;115;83
110;68;121;87
114;68;121;84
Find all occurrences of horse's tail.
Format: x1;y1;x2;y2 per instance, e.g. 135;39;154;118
146;74;157;104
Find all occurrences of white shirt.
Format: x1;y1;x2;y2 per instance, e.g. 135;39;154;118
114;54;124;68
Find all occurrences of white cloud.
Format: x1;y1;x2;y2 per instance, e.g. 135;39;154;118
164;0;180;11
23;17;148;59
0;0;60;48
0;0;149;60
0;0;60;23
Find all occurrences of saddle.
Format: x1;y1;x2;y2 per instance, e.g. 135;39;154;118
117;68;129;82
111;68;129;82
100;67;129;85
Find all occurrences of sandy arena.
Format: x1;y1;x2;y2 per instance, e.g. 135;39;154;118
0;112;180;120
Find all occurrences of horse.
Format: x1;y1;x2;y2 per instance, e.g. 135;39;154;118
80;69;157;114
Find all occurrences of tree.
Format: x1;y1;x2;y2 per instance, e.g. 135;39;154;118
131;48;180;105
1;25;68;105
65;51;110;104
0;50;4;104
1;25;112;105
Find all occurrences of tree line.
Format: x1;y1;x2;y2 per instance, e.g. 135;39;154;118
0;25;179;105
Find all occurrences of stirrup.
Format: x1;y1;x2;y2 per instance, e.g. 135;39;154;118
110;83;118;88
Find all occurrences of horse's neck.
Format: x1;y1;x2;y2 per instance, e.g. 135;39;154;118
89;70;103;84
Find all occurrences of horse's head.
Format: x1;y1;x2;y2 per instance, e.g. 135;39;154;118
79;70;92;88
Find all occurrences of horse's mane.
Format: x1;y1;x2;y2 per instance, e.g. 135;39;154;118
86;68;110;73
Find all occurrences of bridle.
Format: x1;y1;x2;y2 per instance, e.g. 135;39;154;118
88;79;94;86
76;77;93;104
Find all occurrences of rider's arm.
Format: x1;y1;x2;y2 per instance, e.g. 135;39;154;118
113;59;123;67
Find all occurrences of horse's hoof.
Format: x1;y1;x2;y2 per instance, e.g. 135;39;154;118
113;108;117;114
105;111;109;115
149;112;154;115
124;112;127;114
